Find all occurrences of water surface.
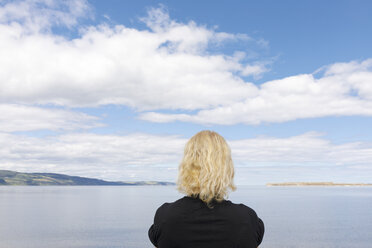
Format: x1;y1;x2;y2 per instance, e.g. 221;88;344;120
0;186;371;248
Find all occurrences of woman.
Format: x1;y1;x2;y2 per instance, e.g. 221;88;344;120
148;130;264;248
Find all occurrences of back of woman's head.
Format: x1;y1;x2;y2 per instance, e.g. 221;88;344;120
177;130;236;206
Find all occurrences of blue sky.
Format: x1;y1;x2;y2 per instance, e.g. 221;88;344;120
1;0;372;185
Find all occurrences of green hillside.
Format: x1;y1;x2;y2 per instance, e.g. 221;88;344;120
0;170;175;186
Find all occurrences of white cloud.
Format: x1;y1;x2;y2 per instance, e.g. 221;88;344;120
0;104;102;132
0;0;91;33
1;1;371;126
0;132;186;181
0;1;371;185
230;132;372;166
140;59;372;124
0;1;266;111
1;132;371;182
240;63;269;78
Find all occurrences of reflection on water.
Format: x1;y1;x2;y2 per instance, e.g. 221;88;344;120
0;186;371;248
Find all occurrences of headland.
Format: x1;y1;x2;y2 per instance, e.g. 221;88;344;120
266;182;372;186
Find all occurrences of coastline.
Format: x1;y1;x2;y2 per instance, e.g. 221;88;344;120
266;182;372;187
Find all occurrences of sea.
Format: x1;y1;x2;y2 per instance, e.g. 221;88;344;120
0;185;371;248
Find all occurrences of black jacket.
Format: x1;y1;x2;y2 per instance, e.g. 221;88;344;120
149;196;264;248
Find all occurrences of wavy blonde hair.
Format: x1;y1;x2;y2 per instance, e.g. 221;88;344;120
177;130;236;207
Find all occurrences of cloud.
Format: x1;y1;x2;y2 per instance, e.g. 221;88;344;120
0;0;91;33
140;59;372;124
240;63;269;78
230;132;372;166
0;104;102;132
0;132;187;181
0;1;266;111
1;132;371;182
1;1;371;126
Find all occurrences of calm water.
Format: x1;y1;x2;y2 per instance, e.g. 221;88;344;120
0;186;371;248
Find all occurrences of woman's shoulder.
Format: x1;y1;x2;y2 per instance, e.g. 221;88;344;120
154;197;189;213
156;196;256;211
157;197;258;215
155;196;201;213
215;200;259;219
234;202;260;216
154;197;262;228
152;197;194;223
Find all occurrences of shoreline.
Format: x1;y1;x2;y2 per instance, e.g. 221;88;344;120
266;182;372;187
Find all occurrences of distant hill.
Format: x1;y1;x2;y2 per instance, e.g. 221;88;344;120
266;182;372;186
0;170;175;186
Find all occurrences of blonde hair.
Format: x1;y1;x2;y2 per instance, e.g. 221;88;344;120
177;130;236;207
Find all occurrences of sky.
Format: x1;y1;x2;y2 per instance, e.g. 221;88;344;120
1;0;372;185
